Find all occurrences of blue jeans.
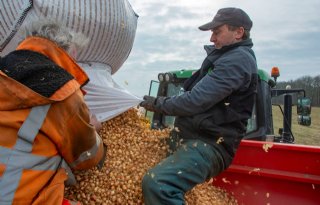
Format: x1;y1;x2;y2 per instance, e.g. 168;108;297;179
142;139;225;205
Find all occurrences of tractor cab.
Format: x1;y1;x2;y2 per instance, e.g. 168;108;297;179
146;70;194;129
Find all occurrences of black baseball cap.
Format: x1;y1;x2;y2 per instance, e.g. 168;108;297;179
199;7;252;31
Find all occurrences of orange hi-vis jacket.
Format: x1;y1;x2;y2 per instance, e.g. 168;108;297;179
0;37;105;204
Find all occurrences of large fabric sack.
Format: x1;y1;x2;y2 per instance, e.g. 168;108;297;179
0;0;138;74
0;0;141;121
80;62;142;122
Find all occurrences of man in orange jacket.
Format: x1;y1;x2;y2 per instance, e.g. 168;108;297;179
0;20;106;204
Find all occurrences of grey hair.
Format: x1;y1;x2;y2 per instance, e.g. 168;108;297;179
20;20;89;53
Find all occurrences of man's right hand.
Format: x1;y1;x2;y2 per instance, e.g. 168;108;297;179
139;95;157;112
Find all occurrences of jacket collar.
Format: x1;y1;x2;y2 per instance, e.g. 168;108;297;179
16;36;89;87
204;38;253;55
0;37;88;110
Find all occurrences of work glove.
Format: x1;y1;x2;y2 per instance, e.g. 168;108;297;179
140;95;157;112
140;95;165;113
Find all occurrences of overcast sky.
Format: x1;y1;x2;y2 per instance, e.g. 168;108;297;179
113;0;320;97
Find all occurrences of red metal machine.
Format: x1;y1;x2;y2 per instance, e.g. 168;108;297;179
213;140;320;205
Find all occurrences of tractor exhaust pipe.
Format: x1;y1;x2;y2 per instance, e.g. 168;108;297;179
282;93;293;143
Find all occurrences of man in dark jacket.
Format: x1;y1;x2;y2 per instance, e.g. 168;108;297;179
140;7;258;205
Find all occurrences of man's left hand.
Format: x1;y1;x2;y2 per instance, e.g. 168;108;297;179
90;114;102;132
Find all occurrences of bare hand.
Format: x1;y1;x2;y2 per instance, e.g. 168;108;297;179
90;114;102;132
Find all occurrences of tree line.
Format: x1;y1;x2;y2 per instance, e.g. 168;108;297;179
271;75;320;107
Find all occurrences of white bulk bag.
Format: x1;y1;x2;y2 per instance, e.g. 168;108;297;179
0;0;141;121
80;62;142;122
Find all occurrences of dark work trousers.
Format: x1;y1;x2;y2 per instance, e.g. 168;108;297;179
142;139;225;205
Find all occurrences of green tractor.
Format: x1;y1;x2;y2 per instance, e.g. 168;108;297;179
146;68;319;204
146;68;312;143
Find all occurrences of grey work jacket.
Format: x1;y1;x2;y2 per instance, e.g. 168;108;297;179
157;39;258;167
